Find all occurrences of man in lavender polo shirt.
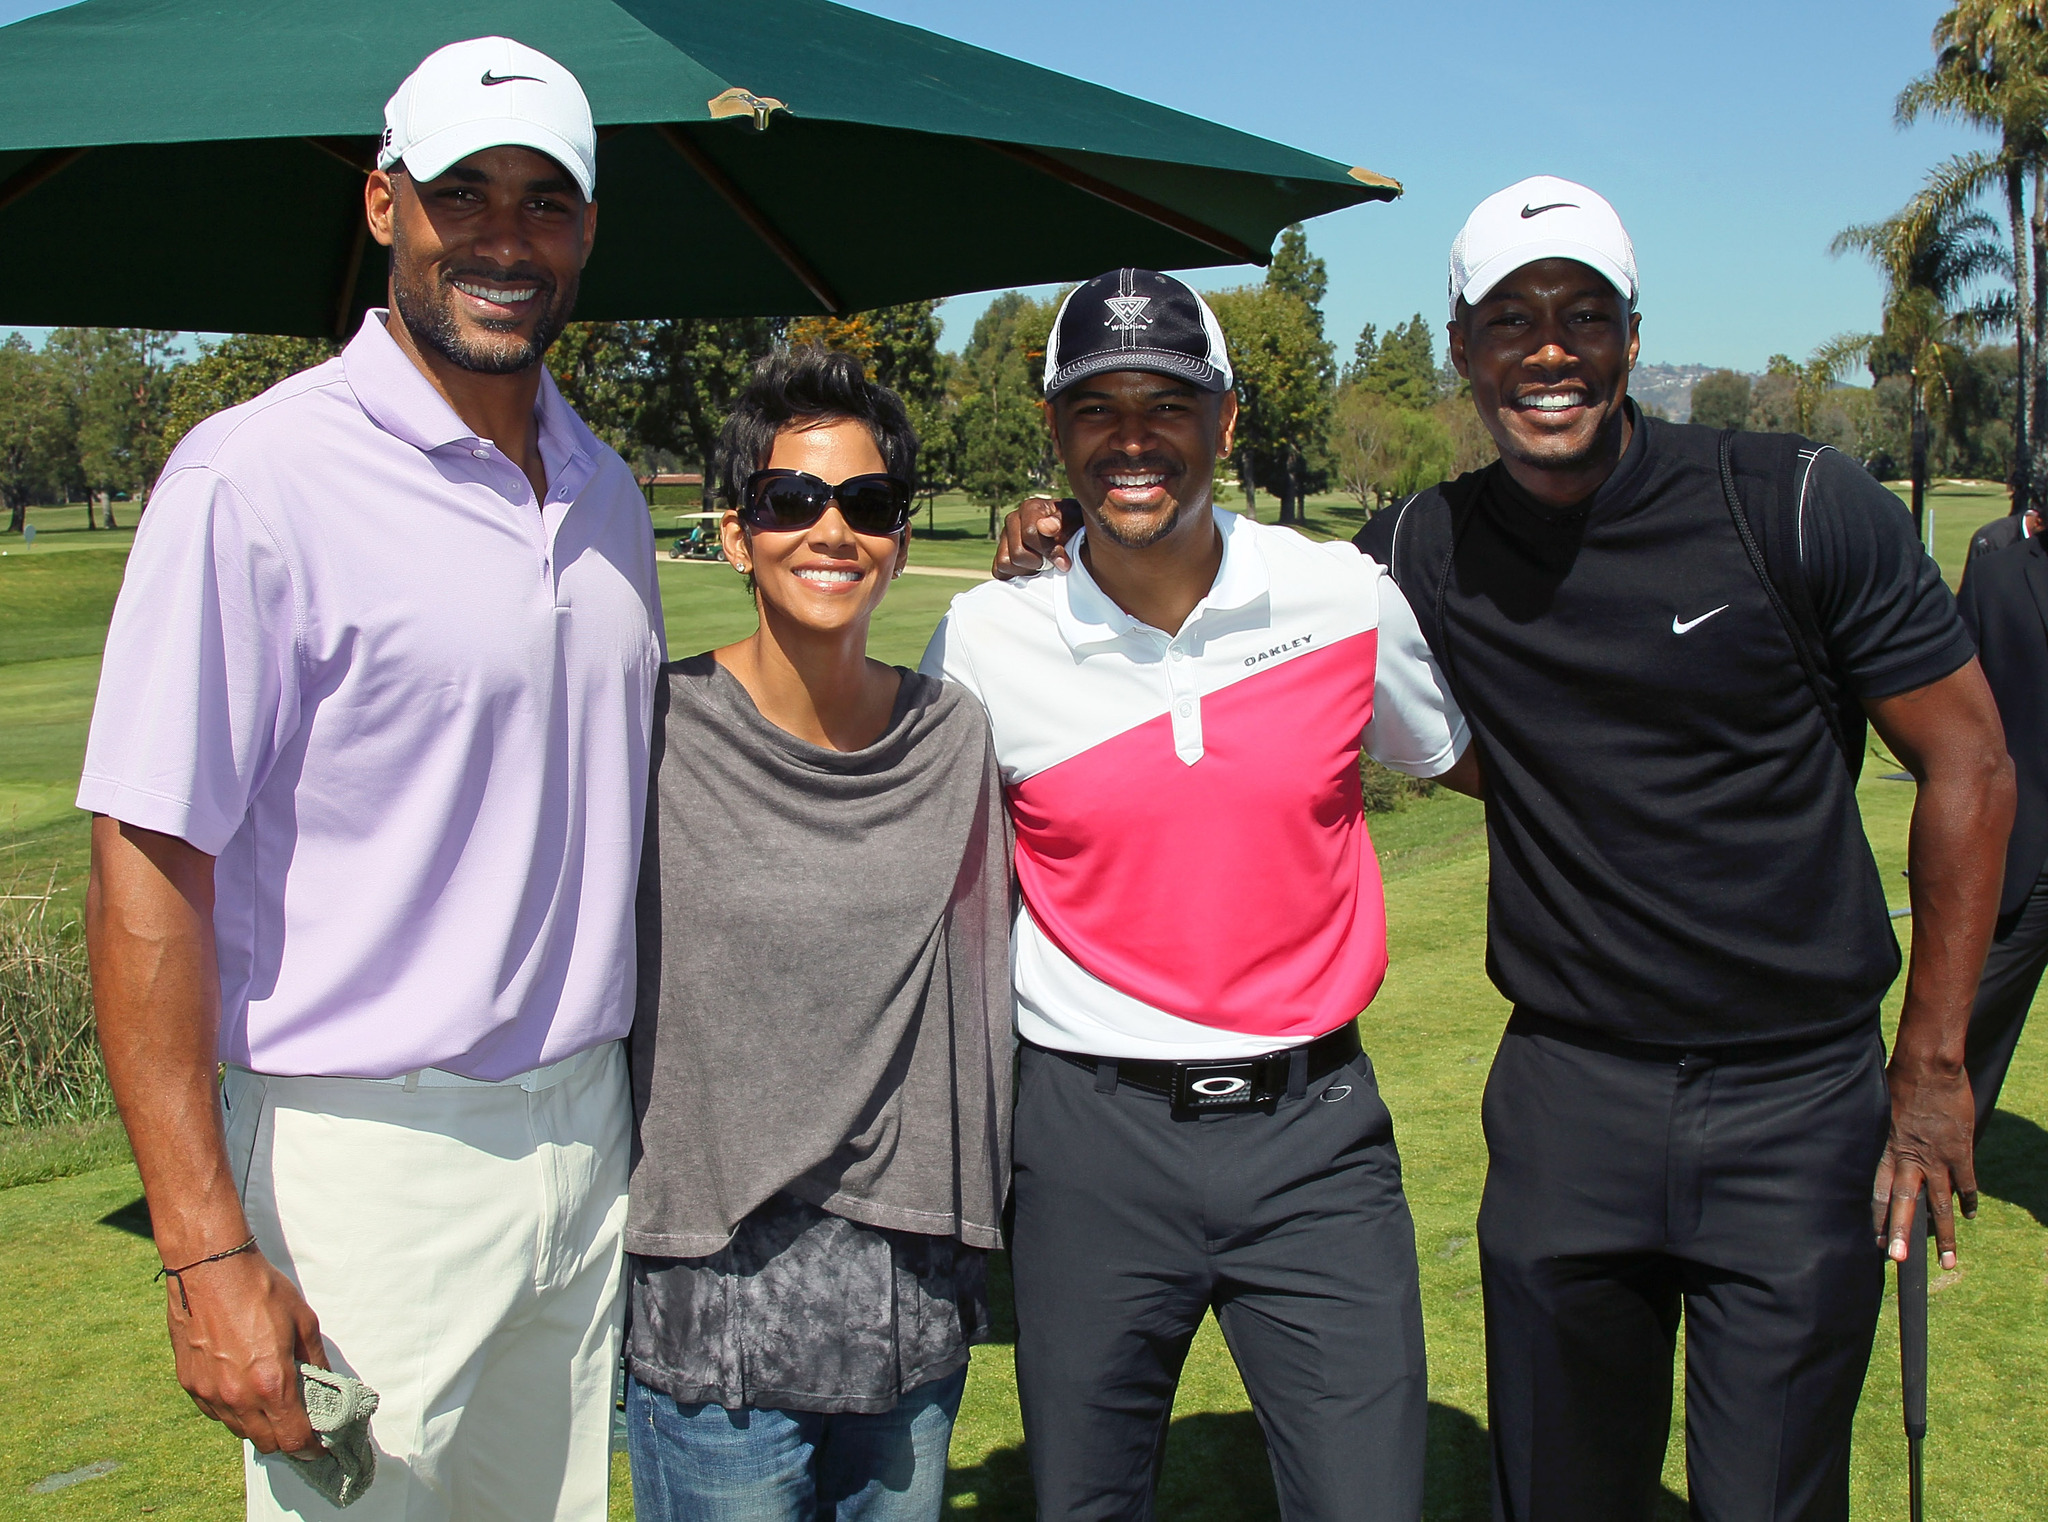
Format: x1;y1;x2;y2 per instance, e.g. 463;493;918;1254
80;38;661;1521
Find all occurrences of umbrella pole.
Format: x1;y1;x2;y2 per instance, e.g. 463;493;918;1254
1899;1189;1929;1522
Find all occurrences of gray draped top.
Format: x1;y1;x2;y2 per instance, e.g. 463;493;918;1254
625;655;1015;1259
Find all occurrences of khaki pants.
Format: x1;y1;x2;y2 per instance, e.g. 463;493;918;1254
222;1042;628;1522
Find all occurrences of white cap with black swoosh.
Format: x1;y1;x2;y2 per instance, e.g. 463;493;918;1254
379;36;597;200
1447;175;1637;320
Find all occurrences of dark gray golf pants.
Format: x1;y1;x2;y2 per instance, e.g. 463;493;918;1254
1478;1012;1891;1522
1009;1040;1426;1522
1968;865;2048;1139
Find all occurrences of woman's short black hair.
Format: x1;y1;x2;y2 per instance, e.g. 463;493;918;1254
715;347;919;509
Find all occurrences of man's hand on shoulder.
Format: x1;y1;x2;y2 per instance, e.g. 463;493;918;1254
992;497;1083;580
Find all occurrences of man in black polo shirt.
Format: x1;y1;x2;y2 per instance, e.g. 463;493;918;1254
1357;178;2012;1521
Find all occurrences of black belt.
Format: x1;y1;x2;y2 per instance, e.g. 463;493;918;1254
1030;1023;1362;1113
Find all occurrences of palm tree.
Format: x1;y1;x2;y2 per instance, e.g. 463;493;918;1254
1899;2;2048;508
1831;202;2010;538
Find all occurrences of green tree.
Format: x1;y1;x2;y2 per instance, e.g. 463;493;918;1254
862;301;948;406
1345;322;1379;386
47;328;181;528
1436;354;1469;402
951;292;1060;535
788;300;955;508
1246;234;1340;521
548;321;647;461
909;393;961;530
1689;369;1753;430
1266;225;1329;322
897;333;958;524
554;309;946;507
1432;394;1498;477
1747;356;1802;433
637;318;790;503
1832;198;2008;534
0;336;73;534
1898;1;2048;505
1358;314;1438;410
1929;339;2019;476
1331;386;1454;509
165;334;337;457
1208;285;1334;524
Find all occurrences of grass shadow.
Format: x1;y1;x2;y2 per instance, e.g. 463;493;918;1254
945;1399;1691;1520
98;1194;152;1238
1424;1400;1490;1520
942;1409;1276;1521
1977;1109;2048;1228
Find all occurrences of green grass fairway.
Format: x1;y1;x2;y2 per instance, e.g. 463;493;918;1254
1889;478;2010;587
2;482;2043;1518
2;502;138;556
0;549;128;911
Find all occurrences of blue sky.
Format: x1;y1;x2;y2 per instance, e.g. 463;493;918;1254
841;0;1986;372
0;0;1990;372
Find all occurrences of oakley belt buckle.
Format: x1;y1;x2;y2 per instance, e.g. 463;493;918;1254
1172;1060;1262;1113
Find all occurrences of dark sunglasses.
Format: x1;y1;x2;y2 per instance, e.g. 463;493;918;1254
741;469;914;536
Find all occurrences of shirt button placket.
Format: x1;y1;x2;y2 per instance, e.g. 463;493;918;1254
1166;637;1203;764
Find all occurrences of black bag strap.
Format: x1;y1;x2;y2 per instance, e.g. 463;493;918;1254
1716;429;1859;773
1355;472;1485;664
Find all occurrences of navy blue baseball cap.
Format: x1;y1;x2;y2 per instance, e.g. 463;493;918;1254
1042;269;1234;398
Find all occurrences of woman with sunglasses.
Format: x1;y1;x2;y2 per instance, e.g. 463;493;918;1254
622;348;1014;1520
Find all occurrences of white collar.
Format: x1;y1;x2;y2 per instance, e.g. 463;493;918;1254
1052;505;1268;651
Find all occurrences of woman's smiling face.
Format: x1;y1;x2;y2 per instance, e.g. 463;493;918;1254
723;417;910;636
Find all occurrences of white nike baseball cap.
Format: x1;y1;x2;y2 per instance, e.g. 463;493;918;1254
379;37;597;200
1447;175;1637;320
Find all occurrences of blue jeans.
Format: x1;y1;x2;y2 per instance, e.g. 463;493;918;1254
625;1367;966;1521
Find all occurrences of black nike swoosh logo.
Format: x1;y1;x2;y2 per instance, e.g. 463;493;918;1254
481;70;543;86
1521;202;1576;218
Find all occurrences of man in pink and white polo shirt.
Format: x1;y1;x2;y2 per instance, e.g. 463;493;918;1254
921;269;1476;1521
79;39;661;1522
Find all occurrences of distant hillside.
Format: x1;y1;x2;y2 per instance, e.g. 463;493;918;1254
1631;363;1738;422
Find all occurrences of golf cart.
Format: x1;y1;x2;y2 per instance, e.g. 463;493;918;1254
669;511;725;561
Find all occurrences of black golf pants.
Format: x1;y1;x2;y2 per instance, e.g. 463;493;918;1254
1009;1040;1427;1522
1478;1012;1890;1522
1968;865;2048;1139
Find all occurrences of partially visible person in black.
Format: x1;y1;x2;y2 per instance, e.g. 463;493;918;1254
1966;504;2042;568
990;174;2014;1522
1955;536;2048;1142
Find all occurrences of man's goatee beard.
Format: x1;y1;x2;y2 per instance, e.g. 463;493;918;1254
1091;503;1182;550
392;269;575;376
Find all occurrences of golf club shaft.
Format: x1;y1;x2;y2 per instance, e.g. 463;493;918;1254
1900;1189;1929;1522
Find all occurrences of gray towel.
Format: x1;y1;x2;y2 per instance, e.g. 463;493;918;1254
266;1364;378;1508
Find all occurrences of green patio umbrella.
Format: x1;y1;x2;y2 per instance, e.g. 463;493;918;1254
0;0;1398;335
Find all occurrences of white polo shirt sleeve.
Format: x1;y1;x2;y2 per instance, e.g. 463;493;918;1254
919;610;985;704
1360;559;1468;779
76;465;301;856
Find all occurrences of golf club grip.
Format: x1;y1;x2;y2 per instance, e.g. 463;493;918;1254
1899;1190;1928;1440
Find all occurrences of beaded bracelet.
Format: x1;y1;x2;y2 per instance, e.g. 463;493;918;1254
154;1235;258;1312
